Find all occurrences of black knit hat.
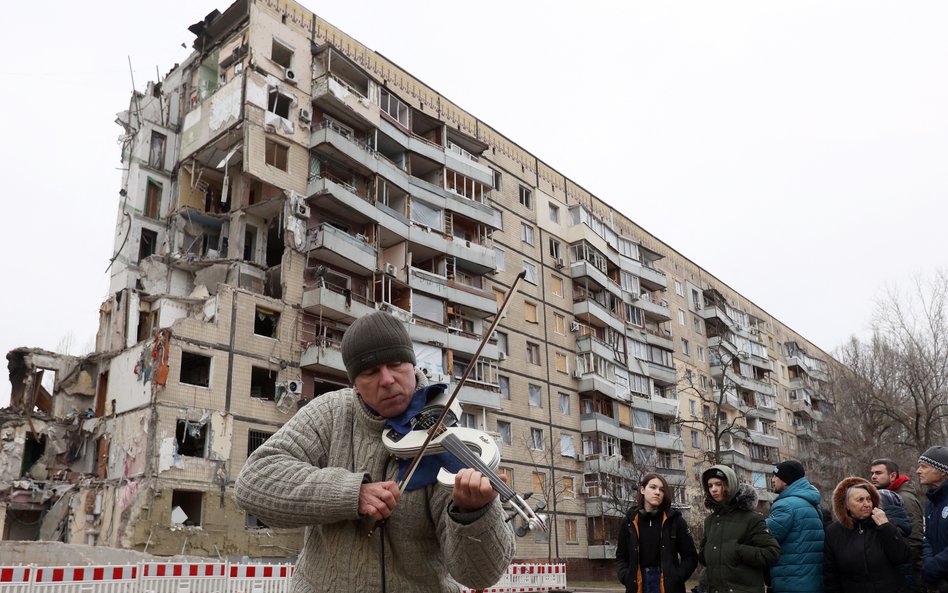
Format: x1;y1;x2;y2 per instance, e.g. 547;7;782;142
919;446;948;474
341;311;415;383
774;460;805;485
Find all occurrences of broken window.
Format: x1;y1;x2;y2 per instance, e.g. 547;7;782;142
247;429;274;457
21;433;46;477
245;513;269;529
94;436;110;478
244;224;258;262
149;131;166;169
175;419;208;458
138;228;158;262
250;366;276;400
267;89;292;119
265;140;288;171
170;490;203;527
254;307;280;338
144;180;161;219
179;352;211;388
271;38;293;69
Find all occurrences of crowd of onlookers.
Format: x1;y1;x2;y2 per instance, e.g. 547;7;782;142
616;445;948;593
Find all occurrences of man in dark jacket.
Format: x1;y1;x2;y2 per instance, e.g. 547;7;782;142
698;465;780;593
765;460;824;593
918;446;948;591
871;457;925;591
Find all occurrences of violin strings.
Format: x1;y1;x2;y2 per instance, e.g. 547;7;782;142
440;432;517;500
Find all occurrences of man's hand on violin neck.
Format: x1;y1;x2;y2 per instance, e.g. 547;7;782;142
452;468;497;513
359;481;401;520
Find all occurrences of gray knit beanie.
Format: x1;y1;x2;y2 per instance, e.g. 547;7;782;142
919;446;948;474
341;311;415;383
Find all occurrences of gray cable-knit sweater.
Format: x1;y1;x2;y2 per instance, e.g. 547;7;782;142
234;371;516;592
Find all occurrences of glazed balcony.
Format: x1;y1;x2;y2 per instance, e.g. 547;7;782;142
641;360;677;386
570;260;622;300
635;293;671;323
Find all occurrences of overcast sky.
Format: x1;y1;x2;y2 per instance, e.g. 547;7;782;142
2;1;946;405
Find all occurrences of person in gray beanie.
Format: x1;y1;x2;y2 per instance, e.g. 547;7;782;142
918;446;948;591
235;311;514;593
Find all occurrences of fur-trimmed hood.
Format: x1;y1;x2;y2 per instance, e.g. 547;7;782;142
832;476;881;529
702;464;759;511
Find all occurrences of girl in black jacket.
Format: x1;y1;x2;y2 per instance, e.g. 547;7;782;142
824;476;912;593
616;472;698;593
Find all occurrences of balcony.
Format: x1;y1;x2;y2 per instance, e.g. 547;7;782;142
300;339;346;375
746;404;779;421
698;305;738;333
587;545;618;560
580;412;620;438
789;397;814;416
378;117;493;188
408;319;497;359
635;294;671;323
573;295;625;333
408;267;496;316
301;281;375;322
310;120;378;176
576;373;619;400
408;175;495;228
312;73;381;130
576;335;623;366
620;258;667;291
708;335;739;359
641;360;677;386
630;395;679;418
307;176;410;239
655;431;684;451
639;327;674;351
748;430;780;448
306;223;377;274
570;260;622;300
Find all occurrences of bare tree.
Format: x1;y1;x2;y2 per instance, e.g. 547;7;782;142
820;272;948;474
675;341;751;466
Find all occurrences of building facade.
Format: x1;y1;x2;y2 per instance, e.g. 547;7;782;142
2;0;832;577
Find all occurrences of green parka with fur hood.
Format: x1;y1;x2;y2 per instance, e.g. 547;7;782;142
698;465;781;593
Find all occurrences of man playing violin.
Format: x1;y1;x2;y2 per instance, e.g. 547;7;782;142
235;311;516;593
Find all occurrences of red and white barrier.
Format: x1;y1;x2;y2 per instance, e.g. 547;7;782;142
139;562;227;593
0;567;32;593
227;563;293;593
1;561;564;593
33;565;138;593
459;563;567;593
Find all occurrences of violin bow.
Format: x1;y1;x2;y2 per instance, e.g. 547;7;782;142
396;270;526;494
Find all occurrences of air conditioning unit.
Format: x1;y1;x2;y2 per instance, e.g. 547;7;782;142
580;485;590;495
574;453;585;462
555;258;565;269
498;352;507;361
572;369;582;379
383;262;397;276
738;351;749;359
293;201;311;219
286;380;303;395
299;108;312;123
284;68;298;84
570;321;581;332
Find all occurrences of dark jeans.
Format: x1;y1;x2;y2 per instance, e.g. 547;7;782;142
643;566;661;593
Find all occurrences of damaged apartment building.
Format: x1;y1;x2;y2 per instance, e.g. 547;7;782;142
4;0;833;576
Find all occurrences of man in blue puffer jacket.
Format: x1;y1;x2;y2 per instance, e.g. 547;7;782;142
765;460;824;593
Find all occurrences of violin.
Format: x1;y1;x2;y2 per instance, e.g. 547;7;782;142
374;271;547;536
381;389;547;533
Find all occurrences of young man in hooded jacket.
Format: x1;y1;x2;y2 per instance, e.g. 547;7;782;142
698;465;780;593
765;460;824;593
